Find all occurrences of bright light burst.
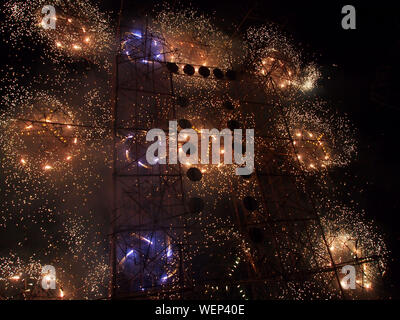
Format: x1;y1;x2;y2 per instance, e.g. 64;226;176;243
1;0;113;67
153;4;233;68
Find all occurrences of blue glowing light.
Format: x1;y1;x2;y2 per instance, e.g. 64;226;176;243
167;248;172;257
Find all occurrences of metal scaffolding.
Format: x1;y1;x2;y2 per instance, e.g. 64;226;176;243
109;4;385;300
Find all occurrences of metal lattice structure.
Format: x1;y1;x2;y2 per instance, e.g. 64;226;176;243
109;5;386;300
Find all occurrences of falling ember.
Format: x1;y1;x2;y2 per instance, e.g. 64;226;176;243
43;165;53;170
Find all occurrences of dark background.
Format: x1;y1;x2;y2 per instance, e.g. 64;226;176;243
1;0;399;298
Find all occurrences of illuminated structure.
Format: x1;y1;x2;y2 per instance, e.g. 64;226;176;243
109;4;386;299
0;0;387;300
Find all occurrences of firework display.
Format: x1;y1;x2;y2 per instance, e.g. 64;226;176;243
1;0;113;67
0;0;391;301
321;206;388;297
245;25;321;94
279;98;357;173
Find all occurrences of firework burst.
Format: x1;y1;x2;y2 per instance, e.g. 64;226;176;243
1;0;113;67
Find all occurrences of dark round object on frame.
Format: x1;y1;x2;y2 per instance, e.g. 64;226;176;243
213;68;224;79
187;167;202;181
198;66;210;78
223;101;234;110
178;119;192;129
243;196;259;211
227;120;241;131
167;62;179;73
188;197;205;213
183;64;195;76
